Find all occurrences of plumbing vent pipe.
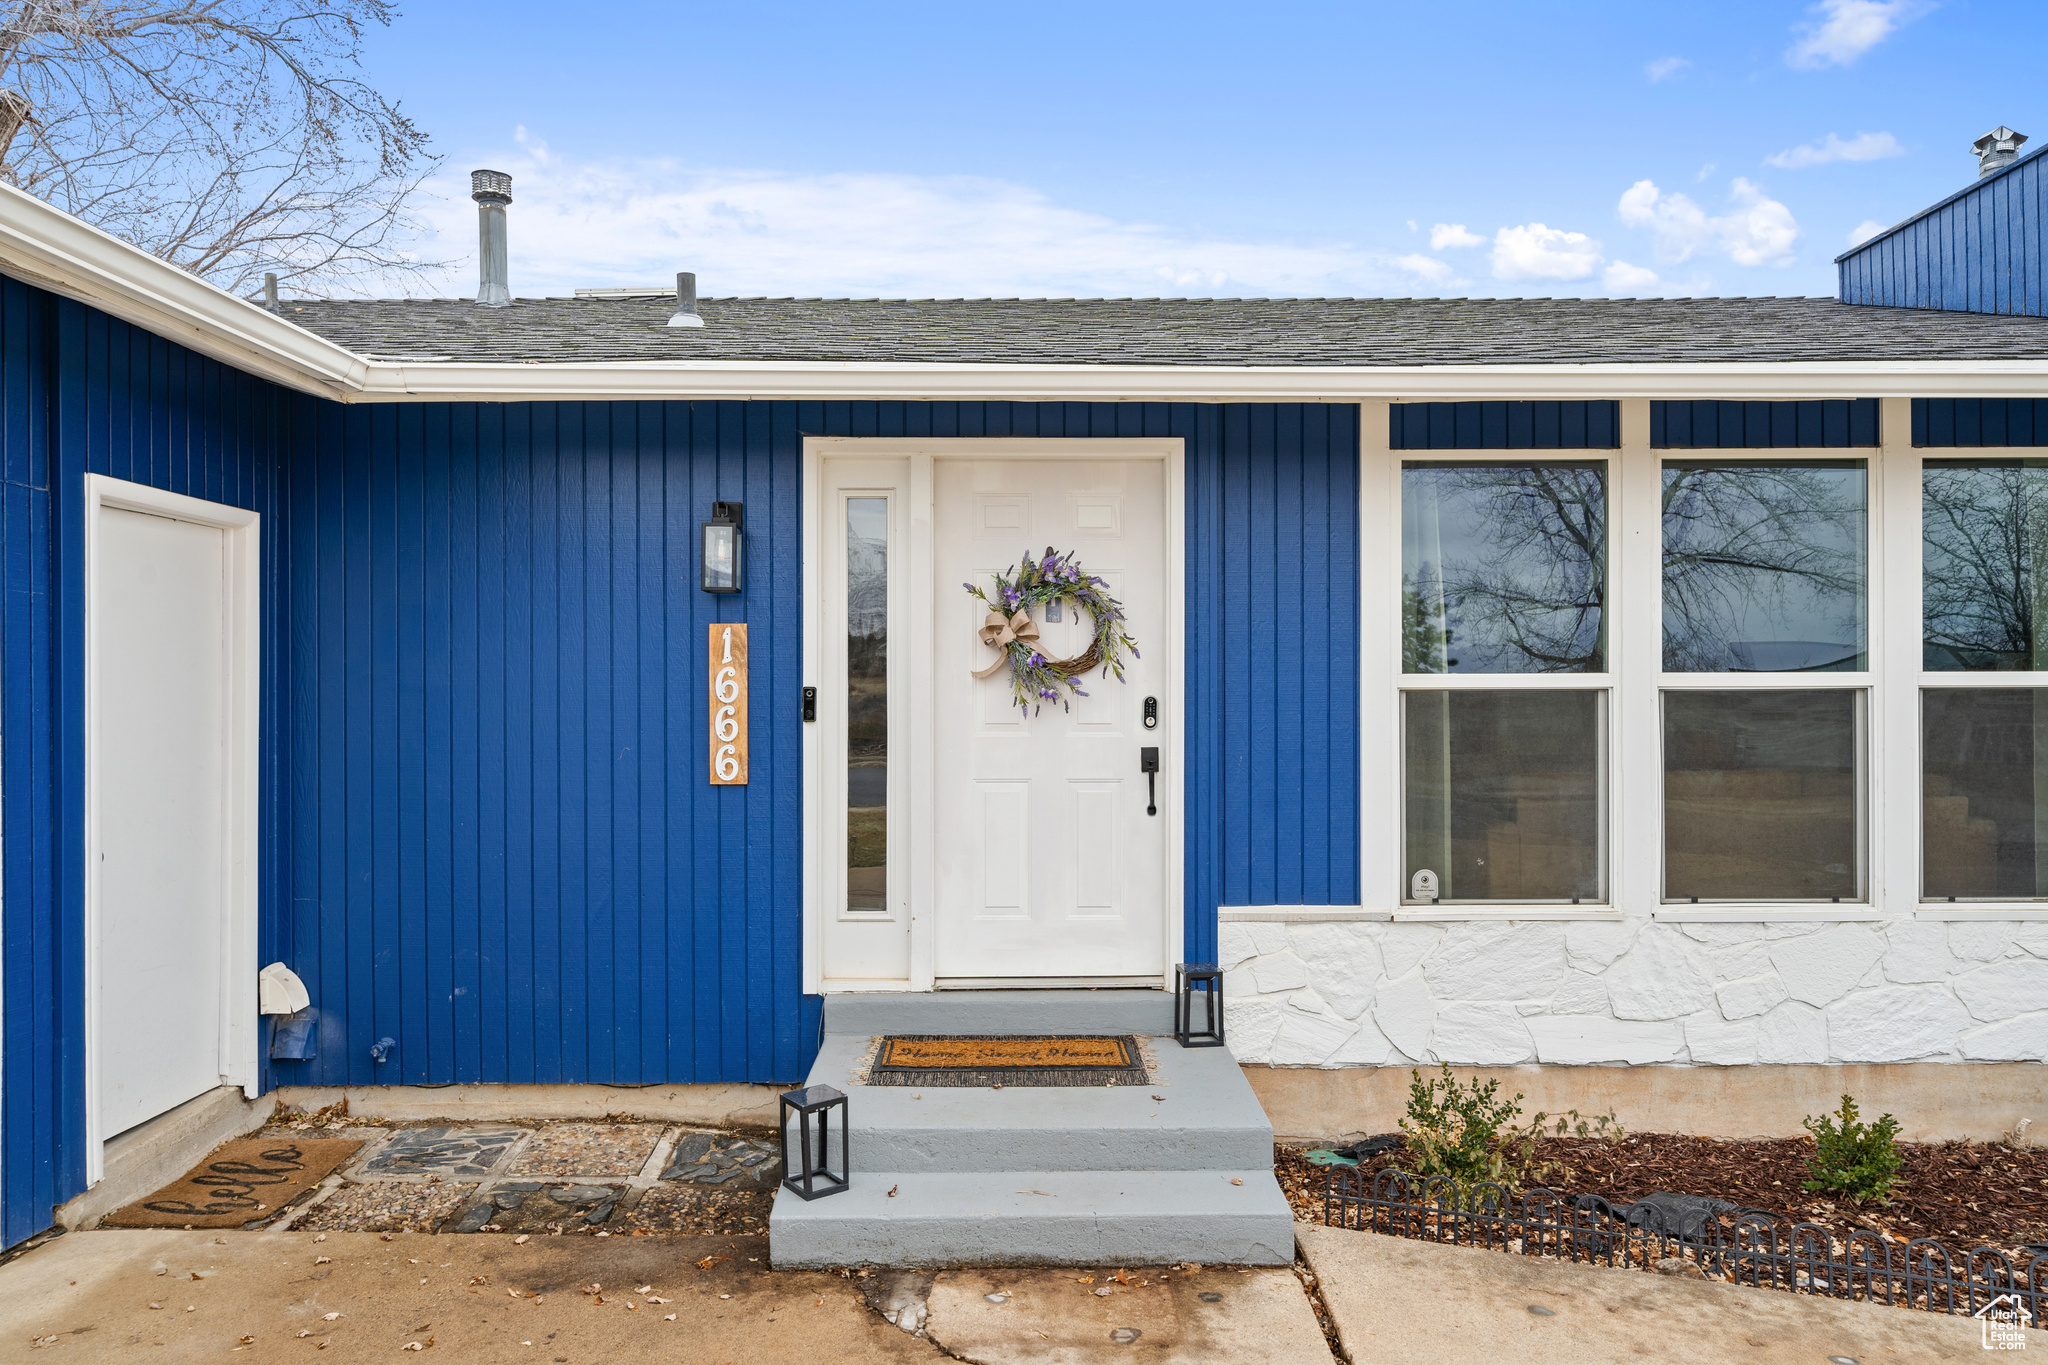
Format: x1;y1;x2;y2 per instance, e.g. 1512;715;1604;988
263;272;279;312
668;271;704;327
471;169;513;307
1974;126;2028;179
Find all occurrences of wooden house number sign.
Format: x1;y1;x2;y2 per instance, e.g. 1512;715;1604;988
709;623;749;785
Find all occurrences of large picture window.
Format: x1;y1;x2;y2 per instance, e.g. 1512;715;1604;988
1662;460;1868;672
1403;689;1606;904
1662;689;1864;903
1402;462;1606;674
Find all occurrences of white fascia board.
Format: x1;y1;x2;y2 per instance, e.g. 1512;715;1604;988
353;357;2048;405
0;183;366;399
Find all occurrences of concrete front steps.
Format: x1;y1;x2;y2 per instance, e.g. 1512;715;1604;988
768;990;1293;1268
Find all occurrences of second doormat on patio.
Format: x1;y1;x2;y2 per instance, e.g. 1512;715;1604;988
100;1136;361;1229
867;1034;1149;1087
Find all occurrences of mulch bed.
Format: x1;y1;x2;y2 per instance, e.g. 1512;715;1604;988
1279;1133;2048;1258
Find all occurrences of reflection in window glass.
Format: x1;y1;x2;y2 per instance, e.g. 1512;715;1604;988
1662;461;1867;672
1923;689;2048;901
1923;460;2048;671
1402;463;1606;673
1403;690;1605;902
1663;690;1862;902
846;497;888;912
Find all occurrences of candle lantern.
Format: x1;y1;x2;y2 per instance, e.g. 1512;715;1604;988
1174;961;1226;1048
778;1084;850;1200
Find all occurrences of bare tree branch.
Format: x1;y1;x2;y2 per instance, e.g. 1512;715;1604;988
0;0;444;296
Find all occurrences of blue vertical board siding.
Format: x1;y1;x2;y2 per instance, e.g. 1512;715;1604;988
0;271;1363;1246
1649;399;1880;448
1913;398;2048;446
1;283;285;1248
1389;401;1618;450
1837;144;2046;316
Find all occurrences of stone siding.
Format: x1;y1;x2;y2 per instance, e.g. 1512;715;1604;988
1220;918;2048;1067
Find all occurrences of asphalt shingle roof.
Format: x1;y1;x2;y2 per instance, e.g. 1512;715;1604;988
282;295;2048;367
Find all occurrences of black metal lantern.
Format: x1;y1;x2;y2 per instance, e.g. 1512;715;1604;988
701;501;743;593
778;1084;849;1200
1174;961;1225;1048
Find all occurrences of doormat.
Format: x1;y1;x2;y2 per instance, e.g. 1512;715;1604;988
867;1035;1149;1087
100;1136;362;1229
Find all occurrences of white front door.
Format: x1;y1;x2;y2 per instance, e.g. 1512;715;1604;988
93;505;232;1136
933;458;1169;981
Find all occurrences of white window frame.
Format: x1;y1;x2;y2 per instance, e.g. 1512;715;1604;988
1366;397;1923;925
1366;409;1621;921
1911;437;2048;920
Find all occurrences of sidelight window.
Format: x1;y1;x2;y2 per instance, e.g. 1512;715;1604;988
845;496;889;913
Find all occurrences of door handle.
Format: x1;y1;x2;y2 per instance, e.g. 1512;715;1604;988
1140;747;1159;816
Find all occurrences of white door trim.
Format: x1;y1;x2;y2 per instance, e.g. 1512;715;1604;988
802;437;1186;994
82;474;260;1182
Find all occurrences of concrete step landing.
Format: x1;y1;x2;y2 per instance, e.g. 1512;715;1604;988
770;991;1290;1268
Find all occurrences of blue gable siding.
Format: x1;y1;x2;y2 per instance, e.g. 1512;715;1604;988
1837;144;2047;316
1913;398;2048;447
1651;399;1880;448
1389;401;1617;450
0;276;1360;1244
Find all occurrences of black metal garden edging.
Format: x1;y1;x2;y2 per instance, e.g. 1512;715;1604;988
1322;1166;2048;1328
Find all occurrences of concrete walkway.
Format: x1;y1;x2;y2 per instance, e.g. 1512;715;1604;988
0;1229;1332;1364
1298;1220;2045;1364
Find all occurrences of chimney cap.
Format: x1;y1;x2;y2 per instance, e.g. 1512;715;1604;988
1972;126;2028;177
471;168;513;205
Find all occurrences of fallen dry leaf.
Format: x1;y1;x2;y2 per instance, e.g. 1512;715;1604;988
239;1336;255;1345
148;1302;162;1310
1230;1178;1243;1186
315;1257;332;1265
403;1344;423;1352
1114;1269;1130;1285
695;1255;727;1271
298;1330;311;1338
646;1295;670;1304
313;1234;326;1242
887;1185;899;1198
322;1312;342;1321
380;1234;394;1242
513;1234;530;1245
635;1286;651;1295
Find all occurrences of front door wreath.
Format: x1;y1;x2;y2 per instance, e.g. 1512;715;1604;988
965;547;1139;713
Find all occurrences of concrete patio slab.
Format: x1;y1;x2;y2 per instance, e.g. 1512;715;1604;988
922;1264;1333;1364
0;1229;938;1364
1297;1220;2045;1364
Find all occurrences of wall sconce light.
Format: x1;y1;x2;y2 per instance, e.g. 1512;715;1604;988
702;501;743;593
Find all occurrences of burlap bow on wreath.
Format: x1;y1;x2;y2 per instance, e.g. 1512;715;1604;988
964;546;1138;714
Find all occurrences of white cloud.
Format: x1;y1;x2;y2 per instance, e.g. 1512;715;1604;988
390;131;1422;299
1394;254;1456;284
1617;177;1800;267
1645;56;1690;82
1490;223;1604;282
1765;131;1904;168
1786;0;1930;69
1428;223;1486;250
1847;218;1888;246
1603;261;1661;292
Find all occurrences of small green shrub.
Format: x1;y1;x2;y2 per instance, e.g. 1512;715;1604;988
1397;1065;1627;1205
1802;1094;1903;1203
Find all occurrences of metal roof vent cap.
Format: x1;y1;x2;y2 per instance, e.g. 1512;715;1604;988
1974;126;2028;178
668;271;705;328
471;169;513;307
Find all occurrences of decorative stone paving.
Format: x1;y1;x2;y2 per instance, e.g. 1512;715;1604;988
356;1125;527;1178
449;1181;626;1233
297;1180;477;1232
616;1183;772;1236
660;1132;783;1189
504;1122;663;1178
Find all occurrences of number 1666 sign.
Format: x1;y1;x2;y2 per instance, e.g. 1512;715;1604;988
709;623;748;785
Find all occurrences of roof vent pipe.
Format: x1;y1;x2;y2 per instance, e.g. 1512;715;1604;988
668;271;704;327
471;169;513;307
1974;126;2028;178
262;272;279;312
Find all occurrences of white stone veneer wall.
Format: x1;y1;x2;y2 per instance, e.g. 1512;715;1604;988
1220;917;2048;1067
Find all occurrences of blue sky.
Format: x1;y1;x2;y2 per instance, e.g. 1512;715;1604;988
360;0;2045;299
